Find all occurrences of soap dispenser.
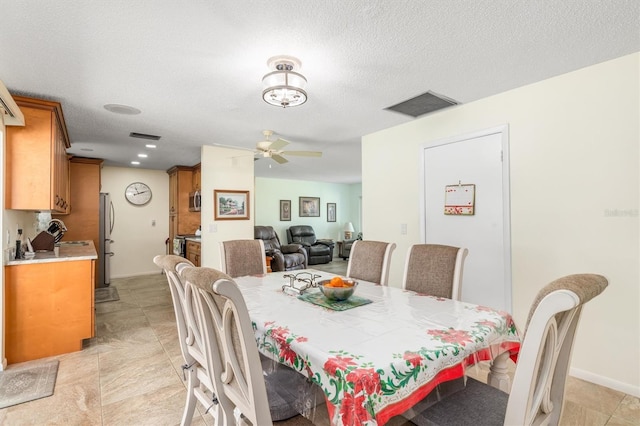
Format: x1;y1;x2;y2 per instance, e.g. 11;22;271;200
195;226;202;237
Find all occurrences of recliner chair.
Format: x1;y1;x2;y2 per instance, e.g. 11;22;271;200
286;225;335;265
254;226;307;272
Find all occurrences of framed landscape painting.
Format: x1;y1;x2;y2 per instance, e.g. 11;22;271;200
299;197;320;217
214;189;249;220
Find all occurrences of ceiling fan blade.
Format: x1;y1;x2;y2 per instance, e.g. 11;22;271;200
268;138;290;151
281;150;322;157
271;154;289;164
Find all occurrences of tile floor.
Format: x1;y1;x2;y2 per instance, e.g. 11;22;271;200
0;259;637;425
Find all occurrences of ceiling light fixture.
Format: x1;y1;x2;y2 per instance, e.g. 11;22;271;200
104;104;141;115
262;55;307;108
145;144;157;149
138;153;148;158
131;161;140;165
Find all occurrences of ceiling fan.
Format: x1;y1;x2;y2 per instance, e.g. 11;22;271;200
254;130;322;164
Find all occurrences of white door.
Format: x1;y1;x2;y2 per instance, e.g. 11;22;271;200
421;126;511;312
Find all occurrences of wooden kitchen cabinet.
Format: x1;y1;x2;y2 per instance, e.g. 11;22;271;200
5;95;71;212
167;166;200;243
192;163;201;191
52;157;103;284
5;259;95;364
186;240;201;266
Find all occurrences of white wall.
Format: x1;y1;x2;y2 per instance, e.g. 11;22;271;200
101;167;169;277
363;53;639;396
199;145;254;269
255;177;362;244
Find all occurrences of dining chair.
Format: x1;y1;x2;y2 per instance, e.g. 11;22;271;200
219;239;267;278
408;273;609;426
402;244;468;300
346;240;396;285
153;254;218;426
181;266;298;425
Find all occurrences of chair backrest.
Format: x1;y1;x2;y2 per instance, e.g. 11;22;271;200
220;239;267;278
254;225;282;252
346;240;396;285
504;274;608;425
402;244;468;300
287;225;317;245
152;255;198;364
181;266;273;426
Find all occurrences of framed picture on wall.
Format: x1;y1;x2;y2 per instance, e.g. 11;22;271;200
299;196;320;217
214;189;250;220
327;203;336;222
280;200;291;221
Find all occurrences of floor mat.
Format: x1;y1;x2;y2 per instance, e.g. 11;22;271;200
95;287;120;303
0;360;59;409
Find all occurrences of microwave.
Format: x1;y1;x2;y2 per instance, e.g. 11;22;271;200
188;190;201;212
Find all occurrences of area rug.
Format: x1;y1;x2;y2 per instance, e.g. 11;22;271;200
0;360;59;409
95;287;120;303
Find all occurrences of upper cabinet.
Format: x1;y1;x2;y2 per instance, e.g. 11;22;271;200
192;163;201;191
5;95;71;213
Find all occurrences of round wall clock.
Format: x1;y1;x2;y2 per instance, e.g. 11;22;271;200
125;182;152;206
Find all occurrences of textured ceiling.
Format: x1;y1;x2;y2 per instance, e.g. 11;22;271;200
1;1;638;183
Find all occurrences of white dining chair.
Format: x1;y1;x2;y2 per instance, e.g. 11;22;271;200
153;254;219;426
408;273;609;426
346;240;396;285
219;239;267;278
181;267;276;425
402;244;468;300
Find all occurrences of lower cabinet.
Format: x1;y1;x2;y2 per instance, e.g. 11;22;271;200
186;240;201;267
5;259;95;364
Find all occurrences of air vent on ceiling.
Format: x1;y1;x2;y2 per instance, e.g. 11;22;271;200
385;90;459;118
129;132;161;141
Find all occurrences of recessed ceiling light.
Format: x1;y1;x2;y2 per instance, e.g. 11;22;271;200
131;161;140;165
145;144;157;148
104;104;142;115
138;153;148;158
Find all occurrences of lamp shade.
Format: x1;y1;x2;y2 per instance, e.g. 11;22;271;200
344;222;355;232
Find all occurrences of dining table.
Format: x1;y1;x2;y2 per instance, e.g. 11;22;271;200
234;269;521;426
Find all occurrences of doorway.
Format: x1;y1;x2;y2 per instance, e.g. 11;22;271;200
421;125;512;312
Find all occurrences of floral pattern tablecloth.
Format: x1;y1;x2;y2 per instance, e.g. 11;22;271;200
235;270;521;426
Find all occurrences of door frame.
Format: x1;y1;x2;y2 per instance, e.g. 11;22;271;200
418;124;512;311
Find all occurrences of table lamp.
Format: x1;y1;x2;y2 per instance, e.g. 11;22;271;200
344;222;355;240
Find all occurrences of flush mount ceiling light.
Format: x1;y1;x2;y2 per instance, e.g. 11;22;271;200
262;55;307;108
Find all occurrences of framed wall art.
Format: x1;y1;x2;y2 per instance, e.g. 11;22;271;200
327;203;336;222
280;199;291;221
214;189;250;220
299;196;320;217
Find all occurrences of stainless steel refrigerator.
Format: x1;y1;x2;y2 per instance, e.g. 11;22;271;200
99;193;115;288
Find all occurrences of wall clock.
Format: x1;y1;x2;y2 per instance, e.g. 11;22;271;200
125;182;152;206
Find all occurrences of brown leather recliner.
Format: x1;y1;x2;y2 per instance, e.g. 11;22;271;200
254;226;307;272
286;225;335;265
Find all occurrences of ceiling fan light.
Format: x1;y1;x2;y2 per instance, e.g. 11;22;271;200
262;56;308;108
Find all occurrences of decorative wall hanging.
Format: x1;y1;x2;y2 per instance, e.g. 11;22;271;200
214;190;250;220
299;197;320;217
327;203;336;222
280;200;291;221
444;183;475;215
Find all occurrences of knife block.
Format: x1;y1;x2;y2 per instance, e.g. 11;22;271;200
31;231;55;251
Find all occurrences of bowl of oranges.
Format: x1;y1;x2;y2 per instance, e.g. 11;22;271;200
318;276;357;301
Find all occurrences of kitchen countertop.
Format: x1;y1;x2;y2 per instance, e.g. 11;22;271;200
185;237;201;243
5;240;98;266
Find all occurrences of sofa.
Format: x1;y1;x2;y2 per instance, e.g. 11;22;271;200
254;226;307;272
286;225;335;265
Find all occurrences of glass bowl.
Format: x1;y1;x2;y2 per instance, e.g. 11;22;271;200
318;278;358;301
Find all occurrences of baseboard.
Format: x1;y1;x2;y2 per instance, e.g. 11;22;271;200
570;367;640;398
110;270;162;280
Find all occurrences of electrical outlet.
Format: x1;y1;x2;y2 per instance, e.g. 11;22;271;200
400;224;407;235
151;219;156;227
209;223;217;233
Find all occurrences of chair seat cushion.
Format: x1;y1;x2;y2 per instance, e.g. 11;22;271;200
409;377;508;426
308;245;331;256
